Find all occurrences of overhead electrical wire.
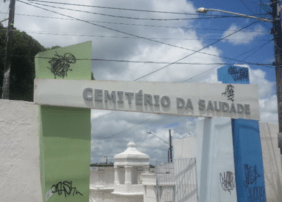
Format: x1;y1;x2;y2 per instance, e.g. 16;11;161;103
241;39;272;60
26;0;200;15
1;29;271;41
133;21;261;81
27;0;261;16
147;132;169;145
26;1;241;21
16;1;273;68
239;0;255;14
233;0;270;5
0;53;272;66
182;39;273;82
0;12;270;33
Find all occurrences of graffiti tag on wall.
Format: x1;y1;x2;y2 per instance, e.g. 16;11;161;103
222;84;235;102
228;66;249;82
244;164;266;202
51;181;83;197
219;171;235;194
47;52;76;79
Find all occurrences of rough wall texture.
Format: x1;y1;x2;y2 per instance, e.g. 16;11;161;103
143;186;156;202
90;167;114;189
173;137;196;159
196;118;237;202
0;100;42;202
89;189;114;202
259;122;282;202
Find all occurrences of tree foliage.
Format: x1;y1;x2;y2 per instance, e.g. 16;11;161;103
0;24;46;101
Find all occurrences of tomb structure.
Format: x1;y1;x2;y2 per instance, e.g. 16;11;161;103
112;141;150;202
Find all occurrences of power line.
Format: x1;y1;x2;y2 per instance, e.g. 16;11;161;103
0;53;273;66
27;1;240;21
233;0;270;5
17;1;273;68
3;29;271;40
24;0;224;16
147;131;169;144
133;21;261;81
239;0;255;14
182;39;273;82
1;12;270;33
27;0;264;17
241;39;272;60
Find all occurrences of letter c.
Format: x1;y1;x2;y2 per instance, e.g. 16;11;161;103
83;88;93;100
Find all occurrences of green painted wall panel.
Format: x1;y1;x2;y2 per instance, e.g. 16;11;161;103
35;41;92;80
35;41;92;202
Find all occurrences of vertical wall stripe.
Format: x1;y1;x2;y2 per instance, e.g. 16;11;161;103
35;41;92;202
218;65;266;202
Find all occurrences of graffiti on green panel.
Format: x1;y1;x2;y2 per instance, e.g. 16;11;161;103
35;41;92;202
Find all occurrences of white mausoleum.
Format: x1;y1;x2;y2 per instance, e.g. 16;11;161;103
89;141;152;202
112;141;150;202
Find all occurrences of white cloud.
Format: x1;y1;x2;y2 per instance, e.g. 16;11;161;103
234;64;275;98
259;95;278;123
222;24;266;45
234;64;277;122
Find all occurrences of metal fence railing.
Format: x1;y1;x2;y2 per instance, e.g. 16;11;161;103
156;158;198;202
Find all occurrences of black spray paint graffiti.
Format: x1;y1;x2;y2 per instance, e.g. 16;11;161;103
244;164;261;187
247;186;266;201
51;181;83;197
244;164;266;202
222;84;235;102
47;52;76;79
228;66;249;81
219;171;235;194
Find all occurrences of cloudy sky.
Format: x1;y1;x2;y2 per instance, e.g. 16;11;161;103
0;0;277;164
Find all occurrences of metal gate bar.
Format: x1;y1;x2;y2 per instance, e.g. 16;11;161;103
156;158;198;202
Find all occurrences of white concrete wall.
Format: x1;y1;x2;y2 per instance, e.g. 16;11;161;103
143;186;156;202
142;173;157;202
259;122;282;202
89;189;114;202
113;194;143;202
89;167;115;202
90;167;114;189
196;117;237;202
0;100;42;202
173;137;196;159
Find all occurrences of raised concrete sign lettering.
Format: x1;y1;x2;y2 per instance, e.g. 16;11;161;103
34;79;260;120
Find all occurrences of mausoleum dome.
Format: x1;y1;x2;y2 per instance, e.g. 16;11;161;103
114;141;149;166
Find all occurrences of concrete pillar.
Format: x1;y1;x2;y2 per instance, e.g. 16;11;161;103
125;166;132;192
125;166;132;184
144;165;150;173
137;171;141;184
114;166;119;185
